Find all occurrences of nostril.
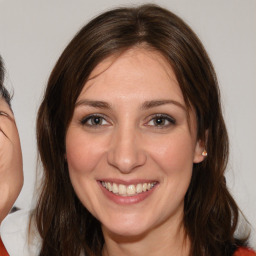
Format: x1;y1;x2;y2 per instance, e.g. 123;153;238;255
107;147;147;173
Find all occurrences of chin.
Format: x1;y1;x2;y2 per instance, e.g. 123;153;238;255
103;227;151;242
101;214;153;239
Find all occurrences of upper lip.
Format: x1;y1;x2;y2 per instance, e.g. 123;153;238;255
98;179;158;185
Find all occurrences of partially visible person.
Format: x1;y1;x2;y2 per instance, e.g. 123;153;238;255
0;55;23;256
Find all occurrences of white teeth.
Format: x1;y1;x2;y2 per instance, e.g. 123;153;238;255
136;183;143;193
119;184;126;195
127;185;136;195
107;182;112;192
112;183;118;194
101;181;156;196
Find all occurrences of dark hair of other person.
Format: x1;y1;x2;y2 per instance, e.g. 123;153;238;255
33;4;249;256
0;56;11;107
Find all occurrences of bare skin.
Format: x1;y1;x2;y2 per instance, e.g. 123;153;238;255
0;98;23;224
66;48;205;256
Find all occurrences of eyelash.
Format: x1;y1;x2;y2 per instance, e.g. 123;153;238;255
145;114;176;128
80;114;110;127
80;113;176;128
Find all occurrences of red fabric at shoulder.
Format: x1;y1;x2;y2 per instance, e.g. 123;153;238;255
234;247;256;256
0;237;9;256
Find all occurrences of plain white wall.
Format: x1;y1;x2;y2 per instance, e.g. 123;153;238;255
0;0;255;248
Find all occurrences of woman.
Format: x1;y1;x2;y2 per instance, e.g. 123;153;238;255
3;3;253;256
0;56;23;255
31;4;255;256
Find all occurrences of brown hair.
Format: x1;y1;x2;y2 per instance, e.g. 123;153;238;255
34;4;249;256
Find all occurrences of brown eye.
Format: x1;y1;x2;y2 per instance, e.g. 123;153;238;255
80;114;109;126
91;117;102;125
154;117;166;126
147;114;176;128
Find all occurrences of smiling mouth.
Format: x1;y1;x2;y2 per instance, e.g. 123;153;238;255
100;181;157;196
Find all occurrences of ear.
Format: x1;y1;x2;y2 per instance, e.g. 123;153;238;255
193;140;205;163
193;131;208;163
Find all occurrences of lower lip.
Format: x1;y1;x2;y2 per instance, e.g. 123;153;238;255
98;182;158;205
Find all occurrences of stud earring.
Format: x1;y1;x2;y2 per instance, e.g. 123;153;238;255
202;149;208;156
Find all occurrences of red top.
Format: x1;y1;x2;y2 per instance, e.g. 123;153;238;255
0;237;255;256
0;237;9;256
234;248;256;256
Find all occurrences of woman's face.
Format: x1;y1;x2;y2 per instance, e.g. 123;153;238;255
66;48;204;238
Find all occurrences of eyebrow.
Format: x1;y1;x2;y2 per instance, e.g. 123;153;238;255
75;99;186;111
141;100;186;111
75;100;111;109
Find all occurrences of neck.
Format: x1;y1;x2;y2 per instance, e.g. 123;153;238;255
102;217;190;256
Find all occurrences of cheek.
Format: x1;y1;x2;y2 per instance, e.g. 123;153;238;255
65;129;105;214
65;129;104;175
148;132;196;174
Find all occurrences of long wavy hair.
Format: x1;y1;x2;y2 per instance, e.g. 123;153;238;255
33;4;249;256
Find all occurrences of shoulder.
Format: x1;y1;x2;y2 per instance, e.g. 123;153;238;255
233;247;256;256
0;210;41;256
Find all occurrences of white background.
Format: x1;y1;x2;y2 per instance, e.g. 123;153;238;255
0;0;255;249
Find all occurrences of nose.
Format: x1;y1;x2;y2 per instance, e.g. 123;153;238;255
107;126;147;173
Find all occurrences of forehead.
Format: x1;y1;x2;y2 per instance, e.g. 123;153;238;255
78;47;184;104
